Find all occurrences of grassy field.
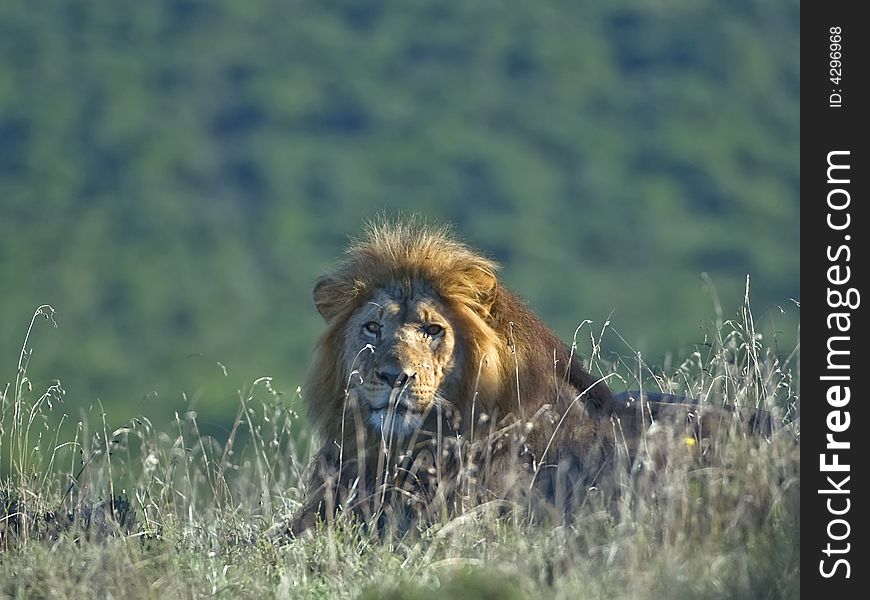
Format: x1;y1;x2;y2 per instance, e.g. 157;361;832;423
1;298;799;599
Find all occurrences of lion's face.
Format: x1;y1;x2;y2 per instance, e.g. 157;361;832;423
340;283;464;437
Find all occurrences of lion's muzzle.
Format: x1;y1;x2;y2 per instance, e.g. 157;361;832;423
374;367;416;390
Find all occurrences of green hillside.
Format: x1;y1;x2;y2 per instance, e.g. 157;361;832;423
0;0;799;432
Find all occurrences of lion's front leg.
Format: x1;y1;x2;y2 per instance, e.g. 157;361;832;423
283;448;383;538
264;452;341;539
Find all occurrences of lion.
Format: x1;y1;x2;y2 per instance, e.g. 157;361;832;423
283;218;770;536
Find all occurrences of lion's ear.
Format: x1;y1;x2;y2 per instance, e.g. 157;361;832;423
313;276;343;321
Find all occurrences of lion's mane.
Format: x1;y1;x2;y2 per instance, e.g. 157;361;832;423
303;218;614;448
272;218;781;538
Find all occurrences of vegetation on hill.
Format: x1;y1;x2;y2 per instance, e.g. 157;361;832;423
0;3;800;596
0;0;798;433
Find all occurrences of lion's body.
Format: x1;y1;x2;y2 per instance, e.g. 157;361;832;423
286;219;760;535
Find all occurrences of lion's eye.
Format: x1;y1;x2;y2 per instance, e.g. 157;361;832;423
363;321;381;335
423;323;444;337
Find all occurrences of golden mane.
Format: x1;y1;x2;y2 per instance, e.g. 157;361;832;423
303;217;613;445
279;217;773;538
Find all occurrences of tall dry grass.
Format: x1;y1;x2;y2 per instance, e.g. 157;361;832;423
0;291;799;599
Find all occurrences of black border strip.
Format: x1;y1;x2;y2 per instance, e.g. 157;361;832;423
802;3;867;595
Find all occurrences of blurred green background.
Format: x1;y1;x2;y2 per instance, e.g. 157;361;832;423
0;0;799;435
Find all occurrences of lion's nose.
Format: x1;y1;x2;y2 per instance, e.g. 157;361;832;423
376;369;415;389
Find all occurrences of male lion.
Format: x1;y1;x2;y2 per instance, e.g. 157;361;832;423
285;218;765;535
